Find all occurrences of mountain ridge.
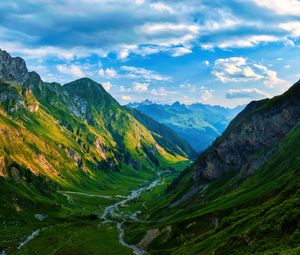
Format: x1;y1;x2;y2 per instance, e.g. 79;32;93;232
0;49;192;185
127;100;244;152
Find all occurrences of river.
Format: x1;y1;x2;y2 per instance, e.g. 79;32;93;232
13;177;161;255
100;178;162;255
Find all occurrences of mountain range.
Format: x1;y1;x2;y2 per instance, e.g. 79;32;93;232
0;49;299;255
128;100;243;152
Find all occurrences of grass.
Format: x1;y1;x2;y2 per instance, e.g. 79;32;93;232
123;124;300;255
14;221;133;255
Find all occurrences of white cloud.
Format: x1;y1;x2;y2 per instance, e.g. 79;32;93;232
139;22;200;47
212;57;262;82
132;0;145;5
170;47;192;57
121;66;171;82
141;23;199;36
151;87;167;96
117;44;192;59
102;81;112;91
121;95;133;101
212;57;290;89
253;64;290;88
179;82;192;88
98;68;118;79
119;85;132;92
117;49;130;60
201;35;280;50
56;64;85;78
226;88;269;99
150;2;174;13
203;60;210;66
252;0;300;15
133;82;149;92
199;11;241;33
200;87;213;103
1;40;108;61
279;22;300;37
2;0;300;65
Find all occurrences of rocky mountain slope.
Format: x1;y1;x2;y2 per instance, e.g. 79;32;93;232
128;100;243;152
124;80;300;255
192;80;300;181
0;50;29;84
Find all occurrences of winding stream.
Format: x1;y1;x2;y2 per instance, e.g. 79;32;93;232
13;177;161;255
17;229;40;250
101;178;162;255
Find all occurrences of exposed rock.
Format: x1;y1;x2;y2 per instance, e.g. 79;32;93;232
0;156;6;177
169;185;207;208
37;155;56;174
138;229;160;250
0;49;29;84
10;166;21;181
64;148;85;171
24;88;39;112
193;81;300;181
70;95;88;116
94;138;106;160
27;103;39;113
0;85;26;112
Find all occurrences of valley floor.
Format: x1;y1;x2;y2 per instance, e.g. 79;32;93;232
0;162;189;255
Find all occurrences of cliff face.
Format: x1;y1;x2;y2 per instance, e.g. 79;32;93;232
193;81;300;181
0;49;29;84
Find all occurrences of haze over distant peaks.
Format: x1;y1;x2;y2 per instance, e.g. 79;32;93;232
127;100;244;152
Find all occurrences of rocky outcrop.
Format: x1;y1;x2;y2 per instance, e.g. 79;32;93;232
94;138;106;160
0;156;6;177
0;49;29;84
24;88;40;112
193;81;300;181
64;148;85;171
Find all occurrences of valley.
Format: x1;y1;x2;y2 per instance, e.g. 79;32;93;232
1;162;188;255
0;48;299;255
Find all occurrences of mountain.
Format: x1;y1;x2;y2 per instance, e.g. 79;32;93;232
124;81;300;255
0;49;193;254
124;106;196;159
1;48;299;255
127;100;243;152
0;49;29;84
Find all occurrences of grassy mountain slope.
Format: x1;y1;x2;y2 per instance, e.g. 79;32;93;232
123;82;300;255
0;50;191;253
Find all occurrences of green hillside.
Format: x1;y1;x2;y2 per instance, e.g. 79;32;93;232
0;51;191;254
0;49;299;255
123;82;300;255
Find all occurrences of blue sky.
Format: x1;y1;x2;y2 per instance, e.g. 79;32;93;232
1;0;300;107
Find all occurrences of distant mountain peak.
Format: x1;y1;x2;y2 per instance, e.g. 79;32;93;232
172;101;182;106
141;99;154;105
0;49;29;84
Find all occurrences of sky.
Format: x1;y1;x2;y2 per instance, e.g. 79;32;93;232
1;0;300;107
